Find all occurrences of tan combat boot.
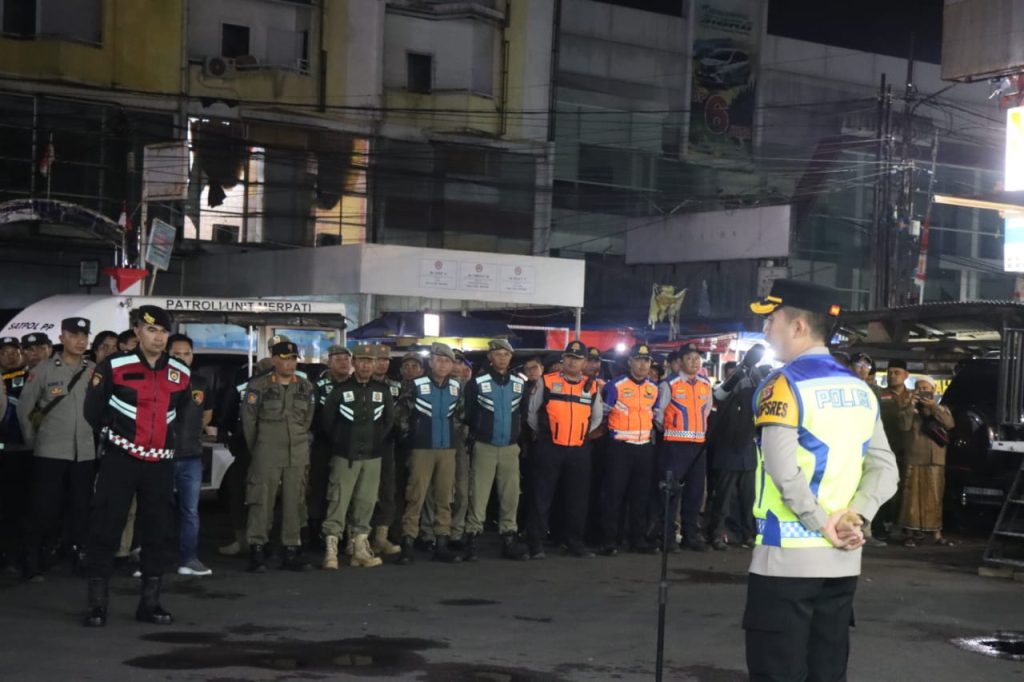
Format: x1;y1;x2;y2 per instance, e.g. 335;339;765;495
371;526;401;556
345;534;355;557
323;536;340;570
350;534;383;568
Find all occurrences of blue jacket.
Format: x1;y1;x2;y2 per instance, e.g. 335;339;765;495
464;369;525;447
404;375;461;450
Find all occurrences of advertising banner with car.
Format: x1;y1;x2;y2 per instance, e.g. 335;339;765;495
688;0;764;159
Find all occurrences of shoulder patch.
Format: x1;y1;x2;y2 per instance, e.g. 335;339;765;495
192;389;205;405
91;373;103;387
754;374;798;429
246;391;259;405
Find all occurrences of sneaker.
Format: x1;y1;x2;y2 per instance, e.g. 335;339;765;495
132;568;142;578
177;559;213;576
711;539;729;551
863;536;888;549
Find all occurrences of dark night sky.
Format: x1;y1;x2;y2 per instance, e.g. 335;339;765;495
767;0;943;64
592;0;944;64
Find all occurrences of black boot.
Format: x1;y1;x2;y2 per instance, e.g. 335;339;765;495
248;544;266;573
135;576;173;625
83;577;108;627
501;533;529;561
432;535;462;564
398;536;415;566
281;546;311;572
463;534;479;562
281;546;311;571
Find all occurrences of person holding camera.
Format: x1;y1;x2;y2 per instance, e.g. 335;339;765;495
898;376;955;547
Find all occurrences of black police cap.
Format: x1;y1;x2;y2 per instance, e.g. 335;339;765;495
750;279;842;318
271;341;299;358
21;332;52;347
61;317;91;335
134;305;173;331
0;336;19;349
563;340;586;358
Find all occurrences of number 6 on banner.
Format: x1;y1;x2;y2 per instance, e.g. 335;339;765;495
705;95;730;135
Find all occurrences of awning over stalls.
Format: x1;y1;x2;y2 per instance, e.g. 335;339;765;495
0;199;126;246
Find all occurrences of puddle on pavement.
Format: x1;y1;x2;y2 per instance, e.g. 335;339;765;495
126;635;444;672
438;598;500;606
127;633;566;679
513;615;553;624
952;632;1024;661
671;568;746;584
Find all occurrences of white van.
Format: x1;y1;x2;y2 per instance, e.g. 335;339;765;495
2;295;347;497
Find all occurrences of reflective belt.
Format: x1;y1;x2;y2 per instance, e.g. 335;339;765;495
756;517;824;541
107;431;174;461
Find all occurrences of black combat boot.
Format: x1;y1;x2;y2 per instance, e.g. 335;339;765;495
501;533;529;561
135;576;173;625
248;544;267;573
281;546;311;572
83;577;108;627
432;535;462;564
398;536;415;566
463;534;479;562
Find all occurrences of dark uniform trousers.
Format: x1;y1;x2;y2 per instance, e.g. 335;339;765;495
706;467;756;543
601;440;655;547
307;437;332;523
25;457;94;565
655;440;706;539
744;573;858;682
88;449;175;578
527;440;591;550
371;440;396;530
0;449;33;563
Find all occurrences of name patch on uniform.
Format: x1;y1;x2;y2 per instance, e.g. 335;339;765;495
191;389;205;405
622;388;635;398
49;386;63;396
372;391;383;403
450;384;459;397
480;382;492;394
757;401;788;418
390;385;400;397
419;383;431;395
91;373;103;387
512;382;523;394
343;391;355;402
168;368;181;384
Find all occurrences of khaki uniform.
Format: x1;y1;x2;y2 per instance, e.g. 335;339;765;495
16;356;95;461
242;372;315;546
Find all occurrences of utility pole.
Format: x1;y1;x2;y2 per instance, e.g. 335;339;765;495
872;75;894;309
895;34;917;306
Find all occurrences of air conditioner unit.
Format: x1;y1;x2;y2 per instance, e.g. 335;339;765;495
203;56;236;78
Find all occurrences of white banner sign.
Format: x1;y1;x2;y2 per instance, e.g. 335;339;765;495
459;262;497;292
420;259;458;290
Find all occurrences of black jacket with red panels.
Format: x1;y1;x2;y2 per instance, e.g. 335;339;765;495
84;349;192;461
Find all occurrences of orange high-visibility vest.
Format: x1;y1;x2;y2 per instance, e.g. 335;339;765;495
604;375;657;444
541;372;596;447
662;373;713;443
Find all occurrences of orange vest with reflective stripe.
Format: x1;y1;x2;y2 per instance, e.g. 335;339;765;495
605;375;657;444
541;372;596;447
662;373;713;443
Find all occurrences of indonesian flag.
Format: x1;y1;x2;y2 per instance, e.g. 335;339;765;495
102;267;148;295
118;202;134;232
38;141;55;177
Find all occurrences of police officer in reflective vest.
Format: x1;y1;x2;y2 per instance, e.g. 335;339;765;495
397;342;463;565
653;342;713;551
600;343;659;556
462;339;529;561
83;305;192;627
744;280;898;681
526;340;604;559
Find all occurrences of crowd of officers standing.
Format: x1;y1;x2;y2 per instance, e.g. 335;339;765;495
0;305;764;626
217;334;761;573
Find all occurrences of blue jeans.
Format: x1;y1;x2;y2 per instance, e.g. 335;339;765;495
174;457;203;564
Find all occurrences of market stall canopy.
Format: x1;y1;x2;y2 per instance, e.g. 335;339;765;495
0;199;125;245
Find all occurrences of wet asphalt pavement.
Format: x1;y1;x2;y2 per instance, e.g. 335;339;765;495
1;511;1023;681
